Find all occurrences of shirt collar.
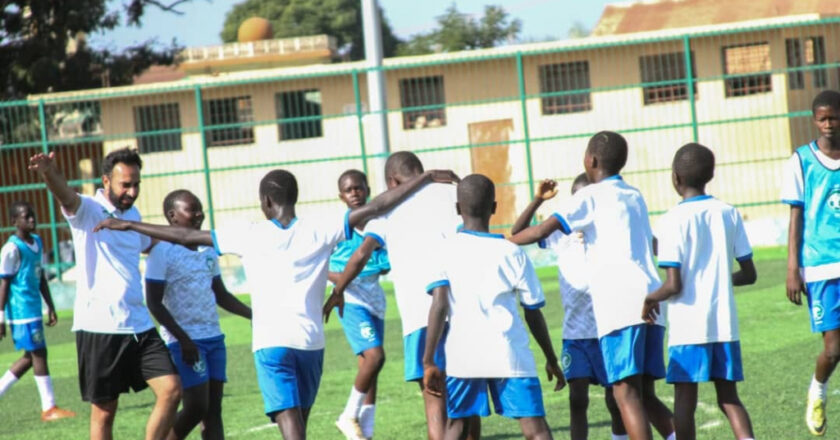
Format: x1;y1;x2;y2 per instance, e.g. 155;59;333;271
603;175;623;182
271;218;297;230
458;229;505;239
94;189;119;217
679;194;713;204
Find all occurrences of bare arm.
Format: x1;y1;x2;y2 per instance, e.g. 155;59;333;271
642;267;682;323
511;179;558;235
39;272;57;326
422;285;450;397
322;236;378;321
327;272;341;284
94;218;212;247
508;215;565;246
524;308;565;391
211;276;252;320
0;278;9;340
146;281;199;364
786;206;805;305
29;152;81;215
733;258;757;287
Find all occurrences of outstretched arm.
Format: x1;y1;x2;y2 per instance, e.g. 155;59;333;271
422;285;450;397
323;236;379;321
29;152;81;215
733;257;757;286
212;276;252;320
511;179;558;235
786;206;805;305
642;267;682;324
94;218;212;247
509;215;565;246
524;308;565;391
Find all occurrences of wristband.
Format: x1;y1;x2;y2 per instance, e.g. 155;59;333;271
0;311;5;323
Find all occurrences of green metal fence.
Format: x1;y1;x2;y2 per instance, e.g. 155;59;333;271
2;16;839;279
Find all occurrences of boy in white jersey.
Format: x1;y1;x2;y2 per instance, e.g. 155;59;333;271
642;143;756;440
0;201;75;421
144;190;252;439
326;151;462;440
97;168;457;439
510;131;674;440
511;176;626;440
423;174;565;440
329;170;390;440
781;90;840;437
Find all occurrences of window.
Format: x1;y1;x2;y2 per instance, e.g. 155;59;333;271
276;89;323;140
639;52;696;104
785;38;805;89
399;76;446;130
787;37;828;90
722;42;772;97
204;96;254;147
133;103;181;153
539;61;592;114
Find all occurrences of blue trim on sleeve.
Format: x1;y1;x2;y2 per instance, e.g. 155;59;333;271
658;261;681;268
425;280;450;295
521;300;545;310
343;210;353;240
145;278;167;286
537;239;547;249
550;213;571;235
603;175;623;181
679;194;713;204
735;252;753;262
365;232;385;247
781;199;805;207
210;230;222;256
270;218;297;230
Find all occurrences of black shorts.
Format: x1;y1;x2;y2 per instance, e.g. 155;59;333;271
76;329;176;403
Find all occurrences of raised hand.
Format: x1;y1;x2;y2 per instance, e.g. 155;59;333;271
536;179;558;201
425;170;460;184
28;152;57;174
546;361;566;391
322;288;345;323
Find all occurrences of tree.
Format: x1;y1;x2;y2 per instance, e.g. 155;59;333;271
0;0;186;98
567;21;590;39
220;0;402;60
397;4;521;56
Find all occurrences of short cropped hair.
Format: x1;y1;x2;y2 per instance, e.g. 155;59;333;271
162;189;195;217
385;151;424;179
102;147;142;176
337;169;368;191
259;169;298;205
586;131;627;175
673;143;715;188
457;174;495;217
812;90;840;114
571;173;589;194
8;200;32;221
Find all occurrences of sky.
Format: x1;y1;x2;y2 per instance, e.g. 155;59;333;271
90;0;614;51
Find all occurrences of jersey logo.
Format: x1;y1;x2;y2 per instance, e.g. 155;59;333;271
31;328;44;345
192;359;207;374
561;351;572;372
205;257;216;273
359;322;375;341
827;187;840;213
813;301;825;324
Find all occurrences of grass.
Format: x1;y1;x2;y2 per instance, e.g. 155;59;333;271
0;246;828;439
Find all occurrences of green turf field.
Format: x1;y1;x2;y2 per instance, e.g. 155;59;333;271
0;246;827;439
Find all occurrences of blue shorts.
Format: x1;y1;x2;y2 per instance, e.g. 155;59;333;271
561;338;609;386
806;279;840;333
446;377;545;419
11;320;46;352
599;324;666;384
167;334;227;389
254;347;324;418
403;326;447;382
667;341;744;383
337;303;384;355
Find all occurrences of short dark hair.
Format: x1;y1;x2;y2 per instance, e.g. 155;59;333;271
812;90;840;114
102;147;142;176
457;174;495;217
673;143;715;188
385;151;424;179
571;173;589;194
586;131;628;175
259;169;298;205
162;189;195;218
337;169;368;191
8;200;32;221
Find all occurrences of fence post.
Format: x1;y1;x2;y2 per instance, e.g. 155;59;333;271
515;52;536;200
683;35;699;142
194;86;216;230
37;99;62;281
352;70;369;176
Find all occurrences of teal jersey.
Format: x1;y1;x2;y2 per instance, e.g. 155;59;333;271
796;142;840;269
3;235;44;322
329;212;390;277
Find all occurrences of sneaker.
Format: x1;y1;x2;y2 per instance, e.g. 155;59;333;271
807;394;827;436
41;406;76;422
335;416;367;440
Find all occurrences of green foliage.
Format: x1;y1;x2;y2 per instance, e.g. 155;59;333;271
219;0;402;60
397;4;522;56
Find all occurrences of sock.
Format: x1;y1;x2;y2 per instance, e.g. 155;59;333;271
359;404;375;438
611;434;629;440
340;387;366;420
665;433;676;440
0;370;19;397
34;375;56;411
810;375;828;401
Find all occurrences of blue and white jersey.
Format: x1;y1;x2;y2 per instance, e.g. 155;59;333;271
0;234;44;324
539;231;597;340
425;230;545;378
781;141;840;282
656;196;752;346
329;211;390;318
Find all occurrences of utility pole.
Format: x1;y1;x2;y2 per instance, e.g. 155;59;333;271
361;0;390;192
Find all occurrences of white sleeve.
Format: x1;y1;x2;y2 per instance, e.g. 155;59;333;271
780;153;804;207
0;243;20;277
554;191;593;234
144;242;170;282
656;212;683;269
62;195;102;231
363;217;388;249
211;221;255;257
732;209;753;262
324;211;351;249
514;251;545;309
538;230;564;249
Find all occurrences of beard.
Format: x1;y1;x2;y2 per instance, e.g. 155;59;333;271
107;190;135;211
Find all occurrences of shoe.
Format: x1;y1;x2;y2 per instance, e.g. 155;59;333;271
335;416;367;440
806;394;827;436
41;406;76;422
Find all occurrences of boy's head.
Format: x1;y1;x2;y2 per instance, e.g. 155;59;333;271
584;131;628;182
8;201;35;234
384;151;424;189
337;169;369;209
672;143;715;192
456;174;496;219
162;189;204;230
812;90;840;140
259;169;298;217
571;173;589;195
101;147;143;212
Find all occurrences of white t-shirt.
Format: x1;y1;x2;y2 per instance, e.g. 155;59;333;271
553;176;663;337
657;196;753;346
145;242;222;345
0;240;40;276
212;217;346;352
427;230;545;378
343;275;387;319
363;183;460;337
63;190;154;334
539;231;597;340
